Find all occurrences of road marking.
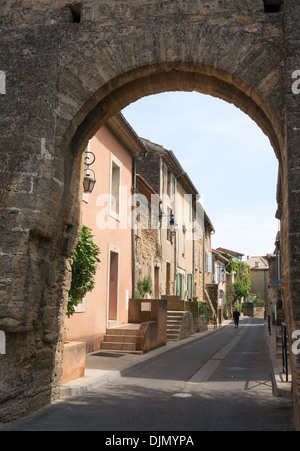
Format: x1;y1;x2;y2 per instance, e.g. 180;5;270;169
186;329;247;385
173;393;192;398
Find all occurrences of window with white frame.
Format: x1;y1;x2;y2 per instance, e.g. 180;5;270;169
110;154;122;220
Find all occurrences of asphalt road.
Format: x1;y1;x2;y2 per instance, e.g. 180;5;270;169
1;317;294;432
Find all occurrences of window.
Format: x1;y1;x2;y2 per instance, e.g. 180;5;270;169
206;252;212;273
219;290;225;305
69;3;82;23
263;0;283;13
176;273;185;301
187;274;194;299
110;155;122;220
216;263;225;282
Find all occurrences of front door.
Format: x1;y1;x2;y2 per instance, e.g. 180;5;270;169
109;251;119;322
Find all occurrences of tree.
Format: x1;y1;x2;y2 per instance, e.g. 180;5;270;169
233;280;249;303
220;252;251;307
67;226;101;318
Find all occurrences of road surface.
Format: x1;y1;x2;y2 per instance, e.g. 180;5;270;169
1;317;294;431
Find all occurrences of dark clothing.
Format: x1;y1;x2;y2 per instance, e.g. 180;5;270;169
233;310;240;327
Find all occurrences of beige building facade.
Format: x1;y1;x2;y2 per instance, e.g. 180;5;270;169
244;256;270;304
137;139;212;304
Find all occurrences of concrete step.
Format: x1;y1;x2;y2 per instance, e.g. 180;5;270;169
167;333;180;341
98;349;144;355
101;341;137;352
101;324;141;354
106;325;139;336
103;334;137;343
167;324;181;330
166;311;185;341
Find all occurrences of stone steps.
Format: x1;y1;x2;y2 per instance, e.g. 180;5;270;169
167;312;185;341
100;324;143;354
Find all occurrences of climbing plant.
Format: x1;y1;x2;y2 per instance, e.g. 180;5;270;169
67;226;101;318
221;252;251;304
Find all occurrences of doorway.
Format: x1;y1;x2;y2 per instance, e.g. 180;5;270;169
108;249;119;326
154;266;160;299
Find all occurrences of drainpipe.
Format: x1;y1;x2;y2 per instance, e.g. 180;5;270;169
132;156;137;299
174;171;184;295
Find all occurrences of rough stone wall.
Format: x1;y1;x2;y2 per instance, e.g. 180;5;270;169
0;0;299;428
281;0;300;430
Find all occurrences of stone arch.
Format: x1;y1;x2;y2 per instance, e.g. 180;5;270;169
0;0;299;428
70;62;283;164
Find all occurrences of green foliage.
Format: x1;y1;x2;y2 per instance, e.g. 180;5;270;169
233;280;249;301
220;252;251;303
67;226;101;318
136;276;153;299
223;253;239;274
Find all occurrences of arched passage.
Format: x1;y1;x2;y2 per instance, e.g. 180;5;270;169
0;0;299;428
0;63;287;424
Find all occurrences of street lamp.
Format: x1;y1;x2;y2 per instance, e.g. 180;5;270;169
83;169;96;194
83;148;96;194
170;214;176;238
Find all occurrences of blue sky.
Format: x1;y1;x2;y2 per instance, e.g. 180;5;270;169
122;92;279;258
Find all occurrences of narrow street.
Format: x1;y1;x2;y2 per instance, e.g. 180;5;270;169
2;318;294;432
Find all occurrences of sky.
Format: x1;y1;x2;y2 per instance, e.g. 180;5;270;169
122;91;279;258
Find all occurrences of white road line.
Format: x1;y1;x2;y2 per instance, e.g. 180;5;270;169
185;328;246;385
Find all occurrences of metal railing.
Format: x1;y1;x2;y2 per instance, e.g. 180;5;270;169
281;322;289;382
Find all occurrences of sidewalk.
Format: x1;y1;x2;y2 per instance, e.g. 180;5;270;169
61;320;232;397
265;322;292;399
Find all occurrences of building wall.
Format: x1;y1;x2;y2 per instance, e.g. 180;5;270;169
250;269;269;303
65;125;133;344
176;181;194;300
194;234;204;302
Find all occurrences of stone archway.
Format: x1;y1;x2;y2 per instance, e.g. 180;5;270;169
0;0;299;428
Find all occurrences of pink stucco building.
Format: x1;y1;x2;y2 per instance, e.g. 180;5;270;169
65;114;143;352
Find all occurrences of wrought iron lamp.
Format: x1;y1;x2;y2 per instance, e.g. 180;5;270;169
83;148;96;194
170;214;176;238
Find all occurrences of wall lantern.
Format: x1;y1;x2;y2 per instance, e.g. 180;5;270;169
83;169;96;194
83;147;96;194
170;214;176;237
